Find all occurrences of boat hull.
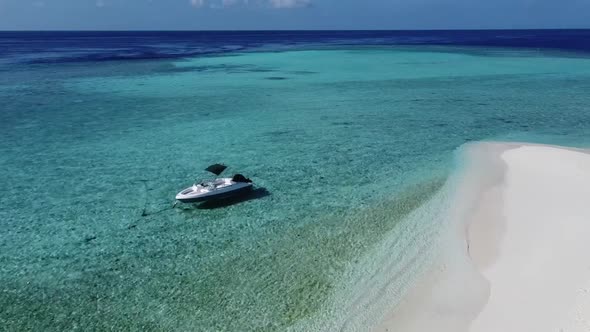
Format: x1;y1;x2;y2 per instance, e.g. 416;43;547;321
176;183;253;203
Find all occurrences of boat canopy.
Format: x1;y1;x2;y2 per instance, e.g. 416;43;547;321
205;163;227;176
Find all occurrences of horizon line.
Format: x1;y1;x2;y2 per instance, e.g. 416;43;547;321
1;28;590;33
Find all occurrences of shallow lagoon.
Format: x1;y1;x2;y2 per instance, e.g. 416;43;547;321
2;44;590;330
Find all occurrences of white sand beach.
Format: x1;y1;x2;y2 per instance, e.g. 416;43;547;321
377;142;590;332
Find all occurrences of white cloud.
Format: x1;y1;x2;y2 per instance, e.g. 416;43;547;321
215;0;251;8
190;0;206;8
189;0;309;10
268;0;310;8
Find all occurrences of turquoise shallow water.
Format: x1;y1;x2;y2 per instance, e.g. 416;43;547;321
2;45;590;331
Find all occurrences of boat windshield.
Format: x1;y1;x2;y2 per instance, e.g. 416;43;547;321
199;179;225;188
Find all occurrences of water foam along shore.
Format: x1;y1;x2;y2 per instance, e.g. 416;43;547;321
375;142;590;332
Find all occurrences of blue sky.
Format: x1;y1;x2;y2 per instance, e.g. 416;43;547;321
0;0;589;30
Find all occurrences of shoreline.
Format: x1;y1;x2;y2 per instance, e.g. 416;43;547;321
375;142;590;331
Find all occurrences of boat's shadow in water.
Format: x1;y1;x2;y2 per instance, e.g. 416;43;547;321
196;187;271;210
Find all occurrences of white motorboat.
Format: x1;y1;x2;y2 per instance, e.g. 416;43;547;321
175;164;253;203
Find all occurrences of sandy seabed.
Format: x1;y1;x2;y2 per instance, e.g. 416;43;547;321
376;142;590;332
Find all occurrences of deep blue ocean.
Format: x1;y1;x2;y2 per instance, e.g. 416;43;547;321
2;30;590;331
2;30;590;64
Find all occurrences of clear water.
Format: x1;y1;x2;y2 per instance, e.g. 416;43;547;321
2;33;590;331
